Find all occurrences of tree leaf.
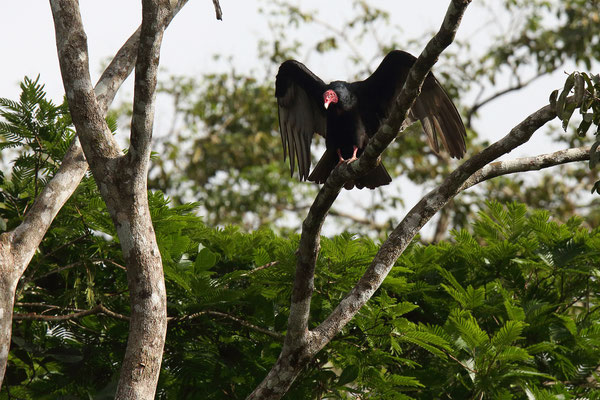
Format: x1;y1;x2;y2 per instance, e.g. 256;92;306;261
195;248;217;271
337;364;359;386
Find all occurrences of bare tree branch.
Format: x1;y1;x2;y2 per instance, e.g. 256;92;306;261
14;304;283;340
466;72;548;128
176;310;284;340
241;261;280;276
212;0;223;20
14;305;104;321
459;145;591;191
329;208;387;230
128;0;169;172
14;304;130;322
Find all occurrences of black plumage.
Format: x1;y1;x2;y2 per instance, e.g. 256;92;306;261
275;50;466;190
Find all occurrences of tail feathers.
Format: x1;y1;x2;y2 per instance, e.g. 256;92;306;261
308;150;392;190
308;150;338;184
354;162;392;190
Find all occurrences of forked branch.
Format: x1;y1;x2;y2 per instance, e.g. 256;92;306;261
248;1;473;399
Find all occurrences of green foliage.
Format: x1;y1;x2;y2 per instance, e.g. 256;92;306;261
550;71;600;195
499;0;600;72
0;76;74;230
5;136;600;400
4;0;600;396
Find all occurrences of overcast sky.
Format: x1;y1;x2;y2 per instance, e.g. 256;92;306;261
0;1;581;233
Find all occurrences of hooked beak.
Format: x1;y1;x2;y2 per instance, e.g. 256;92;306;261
323;89;338;110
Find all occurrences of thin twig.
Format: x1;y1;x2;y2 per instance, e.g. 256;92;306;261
329;209;386;230
174;310;283;340
14;305;103;321
242;261;280;276
212;0;223;20
466;72;548;128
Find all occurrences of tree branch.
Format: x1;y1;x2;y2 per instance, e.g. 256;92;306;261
466;72;548;128
50;0;121;166
14;305;103;321
212;0;223;20
128;0;169;172
248;1;473;399
291;0;472;343
14;305;283;340
329;209;386;230
13;304;130;322
176;310;284;340
459;145;591;192
312;101;559;348
241;261;280;276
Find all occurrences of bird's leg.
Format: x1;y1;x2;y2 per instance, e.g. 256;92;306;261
347;146;359;162
337;146;359;165
337;149;345;165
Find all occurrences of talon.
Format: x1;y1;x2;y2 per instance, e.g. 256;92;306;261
337;146;359;165
346;145;359;163
337;149;345;165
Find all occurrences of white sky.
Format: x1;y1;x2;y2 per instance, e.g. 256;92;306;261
0;1;585;235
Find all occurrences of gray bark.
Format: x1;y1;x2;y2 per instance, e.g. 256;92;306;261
0;0;187;394
0;17;141;390
247;1;474;398
49;0;171;398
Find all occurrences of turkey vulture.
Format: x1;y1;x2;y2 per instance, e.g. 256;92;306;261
275;50;466;190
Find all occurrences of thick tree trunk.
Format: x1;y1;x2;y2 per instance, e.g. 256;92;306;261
50;0;171;397
107;179;167;399
0;241;16;389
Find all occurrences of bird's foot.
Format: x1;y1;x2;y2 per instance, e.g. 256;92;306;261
337;146;359;165
337;149;345;165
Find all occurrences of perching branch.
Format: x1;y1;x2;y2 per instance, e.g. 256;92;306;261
313;100;558;348
248;1;473;399
293;0;472;343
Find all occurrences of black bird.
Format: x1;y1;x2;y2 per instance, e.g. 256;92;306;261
275;50;467;190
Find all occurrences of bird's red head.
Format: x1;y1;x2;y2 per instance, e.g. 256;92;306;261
323;90;338;109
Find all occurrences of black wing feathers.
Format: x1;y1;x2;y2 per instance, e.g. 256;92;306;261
275;60;327;180
352;50;466;159
412;76;466;158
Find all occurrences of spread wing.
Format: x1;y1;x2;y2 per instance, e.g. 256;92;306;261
275;60;327;180
352;50;466;158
